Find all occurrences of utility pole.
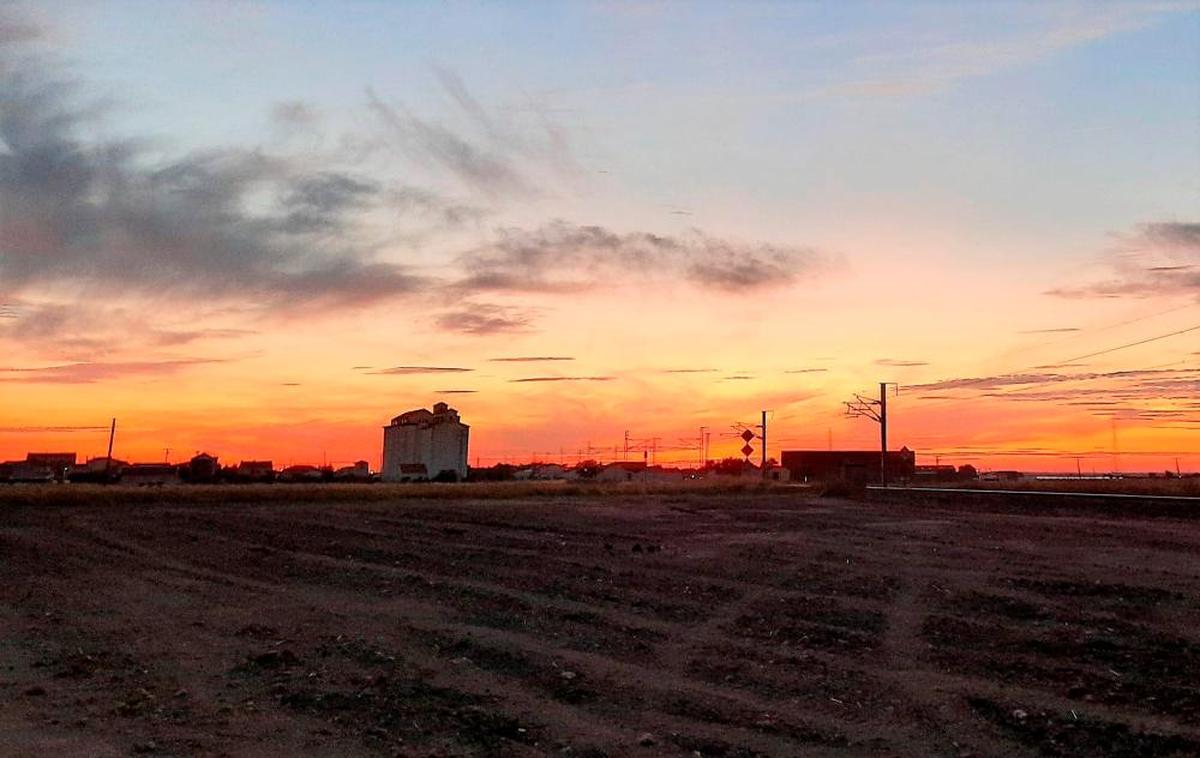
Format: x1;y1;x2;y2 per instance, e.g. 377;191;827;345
843;383;897;486
760;410;768;479
104;418;116;479
879;382;888;486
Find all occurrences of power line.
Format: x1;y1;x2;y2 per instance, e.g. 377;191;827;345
902;324;1200;415
1057;324;1200;365
1031;301;1200;349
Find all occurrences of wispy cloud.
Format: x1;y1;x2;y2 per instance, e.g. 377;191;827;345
489;356;575;362
1048;222;1200;299
1019;327;1080;334
456;220;830;294
433;303;532;335
1031;362;1089;370
913;367;1200;425
367;366;473;375
367;89;530;198
510;376;615;383
436;389;478;394
911;367;1200;394
271;100;320;129
876;359;928;367
365;67;578;201
0;359;225;384
819;4;1190;100
0;302;255;358
389;186;488;230
0;425;110;432
662;368;718;374
785;368;828;374
151;328;257;346
431;65;580;183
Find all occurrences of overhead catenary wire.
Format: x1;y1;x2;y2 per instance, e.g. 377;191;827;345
1030;300;1200;349
898;322;1200;417
1055;324;1200;365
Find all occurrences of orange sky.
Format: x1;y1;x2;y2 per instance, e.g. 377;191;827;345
3;285;1197;473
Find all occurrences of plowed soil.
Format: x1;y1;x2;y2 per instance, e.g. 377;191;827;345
2;489;1199;756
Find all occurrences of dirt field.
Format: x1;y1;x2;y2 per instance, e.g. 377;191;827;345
2;488;1199;756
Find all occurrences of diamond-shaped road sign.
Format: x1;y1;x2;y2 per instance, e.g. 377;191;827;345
741;444;754;457
741;429;755;442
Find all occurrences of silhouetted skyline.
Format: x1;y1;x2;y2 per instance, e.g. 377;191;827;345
1;2;1197;473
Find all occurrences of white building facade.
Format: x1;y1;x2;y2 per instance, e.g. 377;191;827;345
381;402;469;482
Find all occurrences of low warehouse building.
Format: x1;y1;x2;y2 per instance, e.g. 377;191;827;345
781;448;916;483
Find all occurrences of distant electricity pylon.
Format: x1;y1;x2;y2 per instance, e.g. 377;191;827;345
623;430;661;464
674;426;711;467
844;383;898;486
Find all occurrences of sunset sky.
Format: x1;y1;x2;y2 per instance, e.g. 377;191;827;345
1;1;1197;473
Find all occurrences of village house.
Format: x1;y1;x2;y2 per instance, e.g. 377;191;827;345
278;465;324;483
185;453;220;483
514;463;571;480
25;452;77;482
235;460;275;482
334;460;371;481
595;462;684;483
